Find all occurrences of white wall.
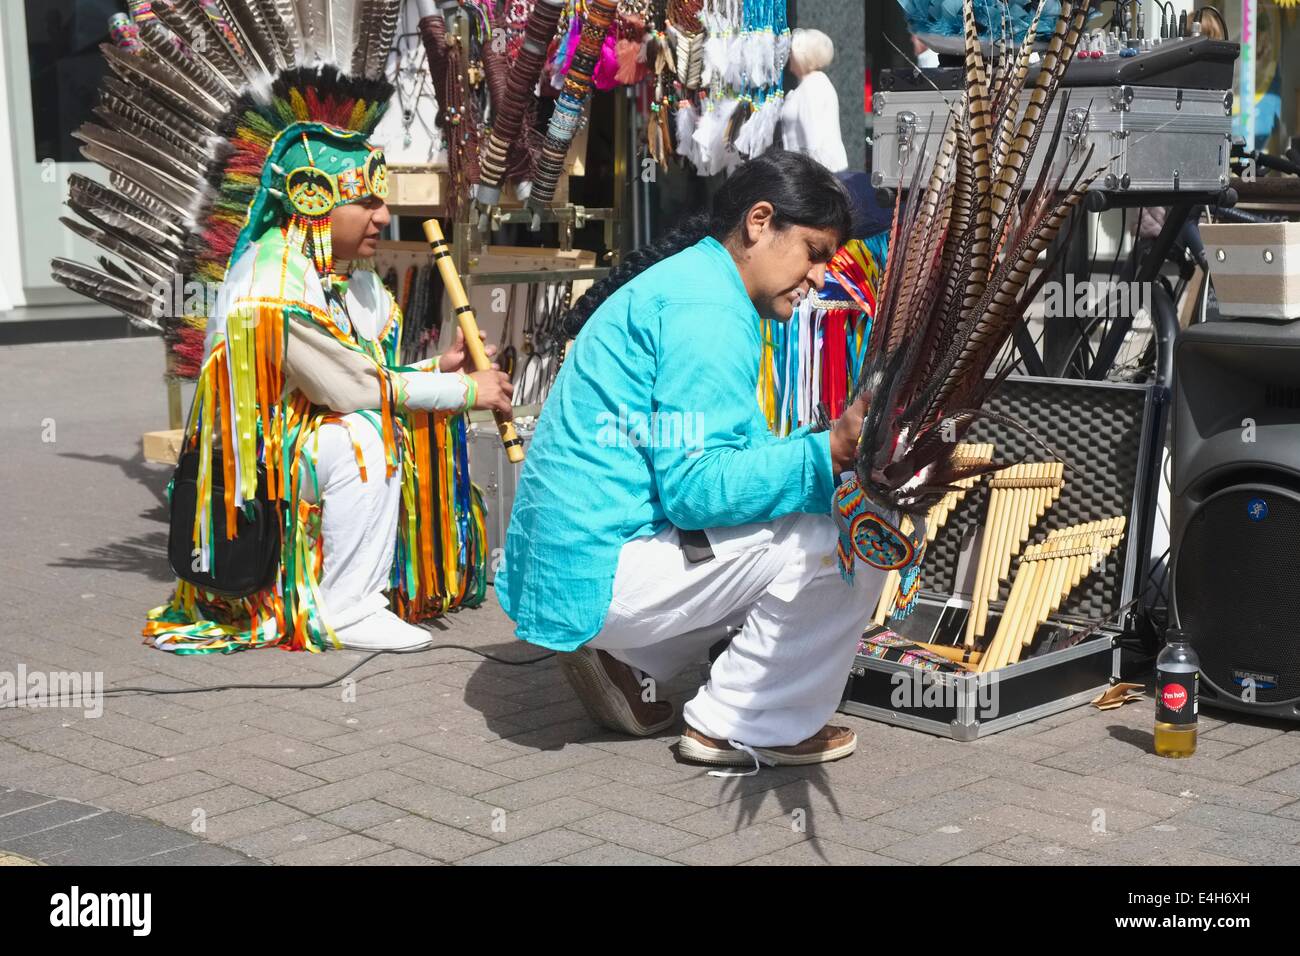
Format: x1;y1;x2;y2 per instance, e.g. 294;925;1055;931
0;1;104;310
0;7;24;309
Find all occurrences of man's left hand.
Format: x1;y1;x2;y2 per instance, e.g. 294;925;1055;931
438;327;499;373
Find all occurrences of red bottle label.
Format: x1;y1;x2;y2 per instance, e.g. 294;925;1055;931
1156;669;1198;725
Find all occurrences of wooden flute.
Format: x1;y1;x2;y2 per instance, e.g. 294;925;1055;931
422;218;525;464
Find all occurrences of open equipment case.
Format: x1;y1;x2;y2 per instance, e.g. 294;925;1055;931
839;375;1159;740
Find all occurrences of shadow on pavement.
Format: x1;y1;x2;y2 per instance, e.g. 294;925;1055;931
461;639;841;853
48;451;173;581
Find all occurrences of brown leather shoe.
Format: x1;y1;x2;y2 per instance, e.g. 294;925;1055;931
559;647;676;737
677;724;857;767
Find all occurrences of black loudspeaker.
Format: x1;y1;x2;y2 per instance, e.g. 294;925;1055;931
1171;321;1300;719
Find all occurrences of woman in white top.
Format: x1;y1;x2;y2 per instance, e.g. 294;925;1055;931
779;28;849;173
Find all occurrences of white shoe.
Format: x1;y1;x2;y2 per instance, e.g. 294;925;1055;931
333;608;433;651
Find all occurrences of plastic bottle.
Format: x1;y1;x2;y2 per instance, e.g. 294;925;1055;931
1154;627;1199;757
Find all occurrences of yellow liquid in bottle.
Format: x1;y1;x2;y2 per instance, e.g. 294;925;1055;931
1154;721;1197;758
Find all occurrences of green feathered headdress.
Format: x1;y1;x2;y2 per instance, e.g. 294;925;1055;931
189;64;394;284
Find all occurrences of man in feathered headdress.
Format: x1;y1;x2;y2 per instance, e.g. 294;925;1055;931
56;3;513;654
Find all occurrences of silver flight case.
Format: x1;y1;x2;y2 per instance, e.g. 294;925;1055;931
466;408;538;583
871;84;1233;194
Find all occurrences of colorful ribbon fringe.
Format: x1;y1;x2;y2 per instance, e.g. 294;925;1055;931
145;286;487;655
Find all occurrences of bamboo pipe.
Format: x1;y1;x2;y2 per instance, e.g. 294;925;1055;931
988;533;1060;672
422;219;525;464
988;517;1128;670
1017;522;1120;663
1071;520;1106;595
965;473;1006;646
980;552;1022;672
965;455;1066;647
999;540;1051;670
995;465;1038;612
1014;548;1064;667
991;464;1030;599
1014;462;1058;582
1061;519;1105;603
1011;526;1092;666
998;462;1064;628
913;641;983;668
981;467;1017;620
986;528;1068;672
877;444;994;625
979;462;1031;641
1043;543;1076;620
979;541;1037;672
1045;526;1097;644
1056;517;1125;619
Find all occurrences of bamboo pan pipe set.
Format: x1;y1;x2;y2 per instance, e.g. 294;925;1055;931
976;517;1126;672
872;452;1126;674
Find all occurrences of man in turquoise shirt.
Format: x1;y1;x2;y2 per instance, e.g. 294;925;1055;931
495;152;885;769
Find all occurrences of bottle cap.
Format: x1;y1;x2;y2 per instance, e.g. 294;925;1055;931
1166;626;1186;642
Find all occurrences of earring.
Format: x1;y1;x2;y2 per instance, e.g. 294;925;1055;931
309;217;333;275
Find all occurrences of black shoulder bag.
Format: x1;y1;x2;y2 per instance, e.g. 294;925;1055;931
167;448;281;598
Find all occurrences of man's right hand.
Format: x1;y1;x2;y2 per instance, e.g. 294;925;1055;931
829;392;869;474
470;369;514;414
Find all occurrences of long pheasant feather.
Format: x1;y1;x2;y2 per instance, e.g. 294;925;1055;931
987;1;1088;255
850;0;1097;516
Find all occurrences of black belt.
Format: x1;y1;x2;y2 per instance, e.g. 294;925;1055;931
676;528;716;565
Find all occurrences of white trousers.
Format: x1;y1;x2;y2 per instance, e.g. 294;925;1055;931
301;413;420;646
589;511;885;747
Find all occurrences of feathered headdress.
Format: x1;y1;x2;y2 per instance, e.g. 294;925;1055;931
52;0;402;379
835;0;1101;582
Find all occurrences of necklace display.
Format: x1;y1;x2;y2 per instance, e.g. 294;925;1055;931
396;48;432;150
512;279;573;405
394;259;445;364
395;1;743;213
476;0;566;208
376;34;446;164
677;0;787;175
418;8;484;217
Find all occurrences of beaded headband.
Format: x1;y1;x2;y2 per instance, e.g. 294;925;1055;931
280;133;389;218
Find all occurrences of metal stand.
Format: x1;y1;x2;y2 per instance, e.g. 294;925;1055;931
165;349;183;430
1075;186;1238;636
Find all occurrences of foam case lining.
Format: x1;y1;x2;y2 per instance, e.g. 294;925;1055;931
920;375;1152;619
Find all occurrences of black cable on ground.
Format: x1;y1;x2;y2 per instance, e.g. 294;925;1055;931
96;644;557;699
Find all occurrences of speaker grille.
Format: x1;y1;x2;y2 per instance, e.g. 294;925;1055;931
1264;384;1300;409
1175;486;1300;704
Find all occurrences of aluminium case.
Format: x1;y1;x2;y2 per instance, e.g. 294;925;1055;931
871;84;1233;194
467;410;537;583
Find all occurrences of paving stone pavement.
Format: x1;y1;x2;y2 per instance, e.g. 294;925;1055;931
3;339;1300;865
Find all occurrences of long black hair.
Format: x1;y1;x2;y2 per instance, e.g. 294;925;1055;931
563;150;853;337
